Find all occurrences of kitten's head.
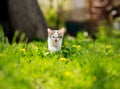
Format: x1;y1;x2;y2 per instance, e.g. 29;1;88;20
47;28;66;42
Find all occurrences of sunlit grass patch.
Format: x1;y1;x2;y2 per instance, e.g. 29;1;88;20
0;27;120;89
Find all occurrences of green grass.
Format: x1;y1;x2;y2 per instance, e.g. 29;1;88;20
0;27;120;89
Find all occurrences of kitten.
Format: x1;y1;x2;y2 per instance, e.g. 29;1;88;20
47;28;66;53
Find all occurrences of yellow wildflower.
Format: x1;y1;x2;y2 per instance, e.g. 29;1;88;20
65;71;72;76
72;45;81;49
72;45;76;48
76;45;81;49
60;58;67;62
0;53;3;56
106;45;112;49
20;48;26;52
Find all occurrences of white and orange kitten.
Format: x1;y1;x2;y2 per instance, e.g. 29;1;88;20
47;28;66;53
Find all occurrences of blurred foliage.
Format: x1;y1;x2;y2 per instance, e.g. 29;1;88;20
0;26;120;89
45;8;57;28
38;0;67;29
44;8;66;29
0;26;9;43
45;8;66;29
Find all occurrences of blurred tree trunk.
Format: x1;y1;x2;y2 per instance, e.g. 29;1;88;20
8;0;47;42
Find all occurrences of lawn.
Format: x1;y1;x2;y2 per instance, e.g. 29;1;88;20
0;27;120;89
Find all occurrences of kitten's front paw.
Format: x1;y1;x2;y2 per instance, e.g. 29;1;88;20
49;46;59;53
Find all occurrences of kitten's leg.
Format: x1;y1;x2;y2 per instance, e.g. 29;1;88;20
49;46;58;53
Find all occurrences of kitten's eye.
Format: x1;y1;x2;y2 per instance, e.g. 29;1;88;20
58;36;62;38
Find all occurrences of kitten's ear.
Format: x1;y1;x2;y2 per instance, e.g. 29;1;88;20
59;27;66;35
47;28;53;35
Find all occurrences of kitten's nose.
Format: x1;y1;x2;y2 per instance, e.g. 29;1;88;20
55;39;57;42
